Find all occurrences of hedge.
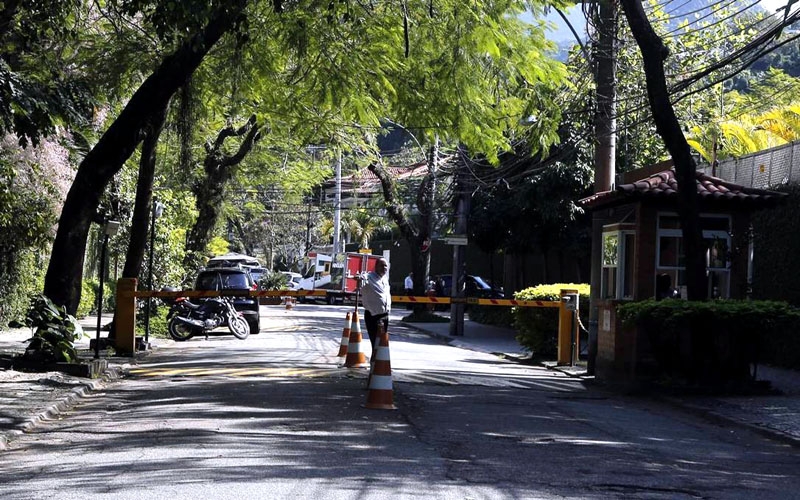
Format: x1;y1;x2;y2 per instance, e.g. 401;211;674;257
513;283;590;358
617;299;800;383
468;305;514;327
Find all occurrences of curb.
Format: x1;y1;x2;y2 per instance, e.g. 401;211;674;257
399;320;538;361
0;362;128;451
398;320;452;344
655;396;800;449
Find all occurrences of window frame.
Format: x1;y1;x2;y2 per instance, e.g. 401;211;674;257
655;212;732;298
601;224;636;300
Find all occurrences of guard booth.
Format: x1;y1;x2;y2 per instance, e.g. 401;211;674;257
579;165;786;382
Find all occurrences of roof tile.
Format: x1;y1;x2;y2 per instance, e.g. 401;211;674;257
579;168;786;209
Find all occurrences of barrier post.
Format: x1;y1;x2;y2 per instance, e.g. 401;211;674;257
558;289;579;365
115;278;138;355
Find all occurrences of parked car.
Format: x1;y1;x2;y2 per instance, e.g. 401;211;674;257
193;267;260;335
436;274;504;299
206;252;262;269
280;272;303;290
248;267;269;287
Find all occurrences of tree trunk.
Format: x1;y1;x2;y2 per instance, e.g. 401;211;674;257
183;115;262;272
121;106;168;280
230;217;253;256
368;162;433;313
44;2;247;313
620;0;707;300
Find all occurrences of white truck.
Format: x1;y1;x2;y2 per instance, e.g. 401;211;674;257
298;251;383;304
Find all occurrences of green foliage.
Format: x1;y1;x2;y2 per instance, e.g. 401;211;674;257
136;305;169;339
342;207;393;249
0;249;45;328
258;271;288;291
75;278;114;317
617;299;800;380
468;306;514;328
515;283;591;302
0;151;53;326
76;279;97;319
22;294;86;363
206;236;230;258
0;1;96;146
687;101;800;162
513;283;589;358
469;161;593;261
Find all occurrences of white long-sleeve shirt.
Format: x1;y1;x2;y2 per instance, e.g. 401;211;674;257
361;271;392;315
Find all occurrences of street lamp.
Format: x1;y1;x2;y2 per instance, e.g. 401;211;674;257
95;220;120;359
144;199;164;347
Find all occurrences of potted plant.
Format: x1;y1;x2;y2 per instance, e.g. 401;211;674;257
13;294;106;378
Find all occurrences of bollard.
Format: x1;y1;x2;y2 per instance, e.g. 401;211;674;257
115;278;138;355
557;289;579;366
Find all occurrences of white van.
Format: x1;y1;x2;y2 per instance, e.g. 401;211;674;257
280;272;303;290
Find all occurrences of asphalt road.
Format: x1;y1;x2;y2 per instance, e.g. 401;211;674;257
0;305;798;499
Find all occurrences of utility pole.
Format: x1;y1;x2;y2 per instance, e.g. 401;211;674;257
588;0;618;375
450;147;470;337
425;135;439;284
333;149;342;255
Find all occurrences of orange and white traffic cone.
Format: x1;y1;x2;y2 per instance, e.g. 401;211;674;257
344;311;369;368
336;312;352;357
364;322;395;410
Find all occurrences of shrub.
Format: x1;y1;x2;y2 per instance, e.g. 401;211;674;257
23;294;86;363
513;283;590;358
617;299;800;384
0;249;45;327
76;279;97;318
136;305;169;339
81;279;114;315
468;306;514;327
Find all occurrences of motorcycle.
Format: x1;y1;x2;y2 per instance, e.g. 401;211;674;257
166;295;250;341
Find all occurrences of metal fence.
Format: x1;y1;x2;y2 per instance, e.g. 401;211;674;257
698;141;800;189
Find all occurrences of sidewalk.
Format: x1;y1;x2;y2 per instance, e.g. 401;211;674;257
0;311;798;450
0;316;133;449
396;311;800;447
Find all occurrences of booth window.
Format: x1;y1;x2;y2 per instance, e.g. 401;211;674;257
656;213;731;298
601;226;635;300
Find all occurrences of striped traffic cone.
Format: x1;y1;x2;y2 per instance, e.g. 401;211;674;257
336;312;352;357
364;322;395;410
343;311;369;368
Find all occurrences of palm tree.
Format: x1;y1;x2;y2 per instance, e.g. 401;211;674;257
688;105;800;162
342;207;393;250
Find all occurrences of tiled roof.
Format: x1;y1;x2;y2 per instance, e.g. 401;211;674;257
323;161;428;192
579;169;787;209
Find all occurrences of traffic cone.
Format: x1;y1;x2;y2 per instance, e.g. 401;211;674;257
364;322;395;410
284;296;293;310
344;311;369;368
336;312;352;357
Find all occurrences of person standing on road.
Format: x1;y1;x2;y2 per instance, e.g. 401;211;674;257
404;271;414;309
360;258;392;346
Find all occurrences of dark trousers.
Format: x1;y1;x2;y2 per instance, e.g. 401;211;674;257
364;310;388;347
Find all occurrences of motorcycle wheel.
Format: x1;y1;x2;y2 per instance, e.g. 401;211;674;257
228;315;250;340
168;317;195;341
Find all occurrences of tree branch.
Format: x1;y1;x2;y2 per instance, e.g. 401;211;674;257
368;162;419;240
